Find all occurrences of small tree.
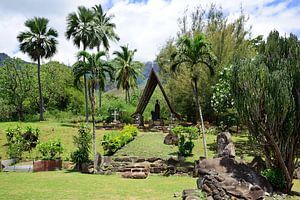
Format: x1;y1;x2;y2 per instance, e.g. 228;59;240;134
231;31;300;193
171;33;216;158
71;124;92;170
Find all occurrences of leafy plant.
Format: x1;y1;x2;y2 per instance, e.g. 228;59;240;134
6;126;39;159
71;124;92;167
172;126;198;156
37;139;63;160
102;125;138;155
262;168;286;191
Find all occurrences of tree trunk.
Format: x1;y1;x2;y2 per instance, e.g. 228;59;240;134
193;78;207;158
125;89;128;104
99;87;102;109
82;46;89;124
37;57;44;121
91;83;97;173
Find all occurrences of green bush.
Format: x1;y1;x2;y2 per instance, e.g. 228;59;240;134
6;126;39;159
70;125;92;167
102;125;138;155
261;168;286;191
37;139;63;160
172;126;198;156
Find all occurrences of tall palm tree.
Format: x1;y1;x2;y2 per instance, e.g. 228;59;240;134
17;17;58;121
91;4;119;109
73;51;113;173
66;6;94;123
113;45;143;103
171;33;216;158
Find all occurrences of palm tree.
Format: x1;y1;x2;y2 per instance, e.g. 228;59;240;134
17;17;58;121
113;45;143;103
66;6;94;123
73;51;113;173
171;33;216;158
91;4;119;109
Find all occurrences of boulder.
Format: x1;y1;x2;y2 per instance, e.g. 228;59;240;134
182;189;202;200
293;166;300;179
164;133;179;145
196;157;273;200
217;132;235;158
248;156;266;174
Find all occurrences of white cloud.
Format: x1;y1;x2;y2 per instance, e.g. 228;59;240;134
0;0;299;64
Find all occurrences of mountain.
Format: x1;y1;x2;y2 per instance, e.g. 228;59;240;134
0;53;10;65
0;52;31;66
137;61;160;85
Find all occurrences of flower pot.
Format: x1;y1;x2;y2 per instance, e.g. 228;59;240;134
33;159;62;172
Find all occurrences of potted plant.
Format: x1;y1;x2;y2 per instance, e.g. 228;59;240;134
34;139;63;172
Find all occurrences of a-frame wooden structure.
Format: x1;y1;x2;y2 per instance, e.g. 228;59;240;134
131;69;180;120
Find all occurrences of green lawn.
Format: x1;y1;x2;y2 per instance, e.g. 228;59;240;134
0;171;196;200
0;121;107;160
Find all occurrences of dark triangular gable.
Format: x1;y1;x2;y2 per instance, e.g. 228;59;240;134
132;69;180;118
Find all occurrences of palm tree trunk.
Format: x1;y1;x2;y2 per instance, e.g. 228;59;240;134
84;74;89;123
91;83;97;173
99;88;102;109
83;46;89;123
37;57;44;121
193;78;207;158
128;89;130;103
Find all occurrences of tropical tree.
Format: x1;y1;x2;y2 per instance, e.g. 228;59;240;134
171;33;216;158
73;51;113;172
231;31;300;193
66;6;94;123
17;17;58;121
91;4;119;109
113;45;143;103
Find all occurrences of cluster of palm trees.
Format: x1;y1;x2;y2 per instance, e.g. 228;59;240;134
17;4;143;172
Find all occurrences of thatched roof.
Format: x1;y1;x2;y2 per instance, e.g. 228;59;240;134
131;69;180;118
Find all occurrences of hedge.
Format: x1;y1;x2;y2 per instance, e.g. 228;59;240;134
102;125;138;155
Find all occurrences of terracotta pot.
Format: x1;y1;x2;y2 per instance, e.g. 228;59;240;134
33;159;62;172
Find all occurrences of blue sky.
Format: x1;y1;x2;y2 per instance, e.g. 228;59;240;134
0;0;299;64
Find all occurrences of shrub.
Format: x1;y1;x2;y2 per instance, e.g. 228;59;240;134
172;126;198;156
102;125;138;155
262;168;286;191
37;139;63;160
6;126;39;159
70;124;92;167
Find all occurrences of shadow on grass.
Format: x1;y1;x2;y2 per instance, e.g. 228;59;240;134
60;123;79;128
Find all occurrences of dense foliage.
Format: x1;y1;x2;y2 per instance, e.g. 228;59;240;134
71;125;92;168
231;31;300;192
37;139;63;160
0;59;84;121
6;126;39;159
102;125;138;155
262;168;286;191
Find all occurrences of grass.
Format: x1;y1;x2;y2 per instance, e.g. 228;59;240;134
0;171;196;200
0;121;107;160
114;132;177;159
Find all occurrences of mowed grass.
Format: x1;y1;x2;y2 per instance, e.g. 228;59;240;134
0;121;107;160
115;132;178;159
0;171;196;200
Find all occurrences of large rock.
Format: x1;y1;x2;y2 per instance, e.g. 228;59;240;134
293;166;300;179
164;133;179;145
248;156;266;174
217;132;235;158
196;157;273;200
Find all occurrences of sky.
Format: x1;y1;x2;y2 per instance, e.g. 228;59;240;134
0;0;300;64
